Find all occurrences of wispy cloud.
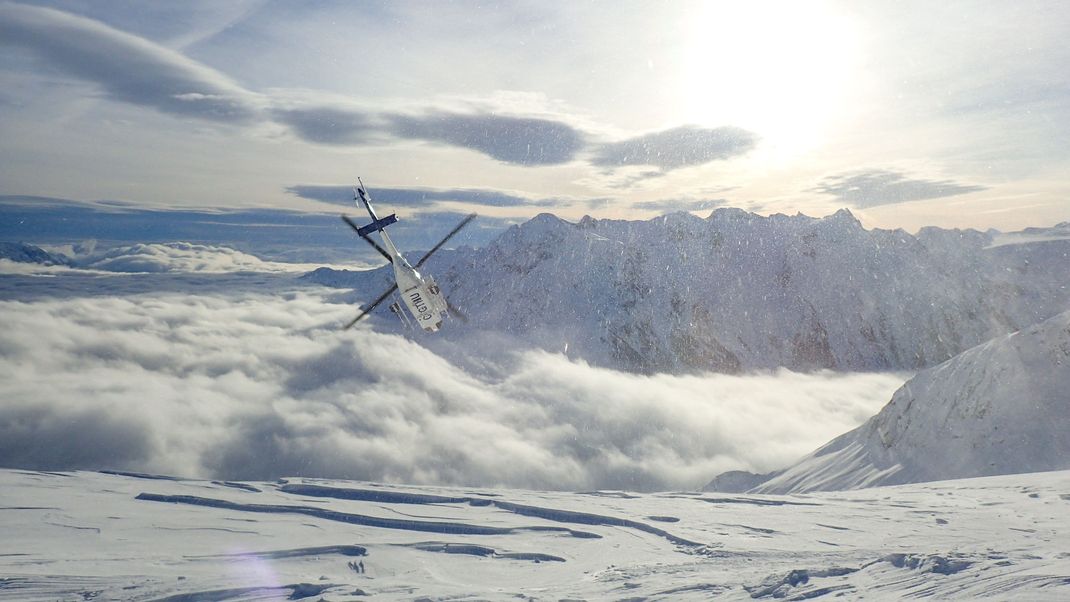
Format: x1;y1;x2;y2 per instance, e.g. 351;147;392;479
270;104;590;166
0;3;766;181
592;126;759;171
0;3;262;123
286;185;566;208
813;169;987;208
633;198;728;213
0;275;904;490
389;111;586;166
0;5;584;168
272;106;377;145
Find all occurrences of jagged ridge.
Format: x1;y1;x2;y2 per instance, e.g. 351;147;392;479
308;209;1070;374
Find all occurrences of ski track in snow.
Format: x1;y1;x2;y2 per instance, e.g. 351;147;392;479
2;469;1070;600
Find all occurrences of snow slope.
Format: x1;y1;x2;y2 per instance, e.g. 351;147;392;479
709;309;1070;494
308;210;1070;374
2;468;1069;600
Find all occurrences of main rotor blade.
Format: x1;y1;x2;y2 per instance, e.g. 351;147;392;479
341;215;392;263
416;213;477;268
344;283;398;330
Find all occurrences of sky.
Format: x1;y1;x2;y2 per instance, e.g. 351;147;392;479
2;0;1069;241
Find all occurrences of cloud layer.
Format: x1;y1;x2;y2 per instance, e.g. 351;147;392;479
0;272;904;491
592;126;759;171
79;242;310;273
287;184;565;208
390;112;587;166
633;198;727;213
272;106;376;145
0;3;757;176
0;2;261;123
813;169;987;208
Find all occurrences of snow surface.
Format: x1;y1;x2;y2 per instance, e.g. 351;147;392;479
2;468;1069;600
307;210;1070;375
709;309;1070;494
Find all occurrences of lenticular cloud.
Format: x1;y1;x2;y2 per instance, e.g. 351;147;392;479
0;284;903;491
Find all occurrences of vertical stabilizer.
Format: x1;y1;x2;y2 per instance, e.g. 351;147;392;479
355;178;380;222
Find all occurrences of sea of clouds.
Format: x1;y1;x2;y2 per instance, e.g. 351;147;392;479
0;247;906;491
79;242;308;273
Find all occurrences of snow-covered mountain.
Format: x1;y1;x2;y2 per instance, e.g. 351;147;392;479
308;209;1070;374
0;241;72;266
707;309;1070;494
987;220;1070;248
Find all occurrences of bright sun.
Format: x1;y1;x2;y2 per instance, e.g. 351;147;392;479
679;1;861;159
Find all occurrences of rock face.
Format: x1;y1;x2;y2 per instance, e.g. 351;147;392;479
707;309;1070;493
307;209;1070;374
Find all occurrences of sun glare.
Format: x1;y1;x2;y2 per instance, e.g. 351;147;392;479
679;1;861;159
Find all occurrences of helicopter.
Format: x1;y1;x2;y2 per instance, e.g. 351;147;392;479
340;178;475;332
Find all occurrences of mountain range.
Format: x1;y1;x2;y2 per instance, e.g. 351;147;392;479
308;209;1070;375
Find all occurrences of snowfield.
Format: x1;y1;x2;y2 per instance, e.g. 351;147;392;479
2;468;1069;600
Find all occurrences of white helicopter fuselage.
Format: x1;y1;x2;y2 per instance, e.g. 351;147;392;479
345;179;473;333
380;229;448;332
